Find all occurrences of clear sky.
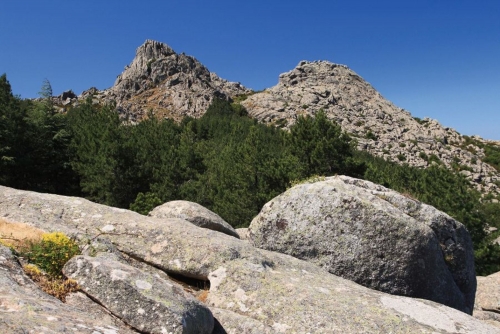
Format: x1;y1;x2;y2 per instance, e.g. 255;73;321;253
1;0;499;140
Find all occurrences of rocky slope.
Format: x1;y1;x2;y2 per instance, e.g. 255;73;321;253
240;60;500;195
56;40;499;195
1;184;500;333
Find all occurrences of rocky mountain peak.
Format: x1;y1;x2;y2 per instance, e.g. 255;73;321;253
241;60;500;194
138;39;175;60
99;39;250;121
279;60;352;87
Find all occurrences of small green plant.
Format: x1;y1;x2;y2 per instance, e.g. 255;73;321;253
365;130;378;141
419;152;429;161
428;154;442;165
23;263;79;302
399;143;406;148
397;154;406;161
146;58;156;75
289;175;326;188
20;232;80;279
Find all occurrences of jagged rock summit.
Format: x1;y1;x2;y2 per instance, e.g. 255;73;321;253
101;39;250;121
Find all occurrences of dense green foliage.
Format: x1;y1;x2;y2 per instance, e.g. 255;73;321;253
0;75;79;195
1;73;499;275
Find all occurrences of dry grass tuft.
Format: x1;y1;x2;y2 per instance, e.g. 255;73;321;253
197;290;209;303
0;218;44;248
23;263;79;302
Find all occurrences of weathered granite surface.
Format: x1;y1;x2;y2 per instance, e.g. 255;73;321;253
0;185;497;333
248;175;476;314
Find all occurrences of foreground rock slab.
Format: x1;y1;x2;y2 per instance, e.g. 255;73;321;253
0;185;497;333
149;200;239;238
0;245;135;334
248;175;476;314
64;253;214;334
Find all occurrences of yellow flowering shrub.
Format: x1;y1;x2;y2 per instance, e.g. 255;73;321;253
22;232;80;278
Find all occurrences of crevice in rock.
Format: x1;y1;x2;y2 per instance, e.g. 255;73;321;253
482;307;500;315
76;289;144;334
118;249;211;292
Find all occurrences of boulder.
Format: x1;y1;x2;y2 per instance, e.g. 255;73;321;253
248;175;476;314
0;185;497;333
63;253;214;334
149;200;239;238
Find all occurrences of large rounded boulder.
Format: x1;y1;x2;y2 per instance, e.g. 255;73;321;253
248;175;476;314
149;200;239;238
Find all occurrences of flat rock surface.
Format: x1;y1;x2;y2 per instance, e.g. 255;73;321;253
0;185;497;333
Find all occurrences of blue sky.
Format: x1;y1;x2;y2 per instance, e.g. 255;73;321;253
1;0;499;139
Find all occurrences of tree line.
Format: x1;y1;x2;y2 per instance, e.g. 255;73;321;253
1;74;499;275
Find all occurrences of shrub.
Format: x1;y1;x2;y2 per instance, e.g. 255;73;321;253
130;192;163;215
429;154;442;165
365;130;378;141
7;231;81;301
20;232;80;279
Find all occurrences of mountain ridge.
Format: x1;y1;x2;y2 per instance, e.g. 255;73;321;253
54;40;500;196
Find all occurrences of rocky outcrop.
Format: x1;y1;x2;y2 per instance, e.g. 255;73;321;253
0;185;498;333
248;175;476;314
149;200;239;238
241;60;500;194
96;40;250;122
63;253;214;333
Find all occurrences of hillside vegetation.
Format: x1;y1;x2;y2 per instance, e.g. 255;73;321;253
1;74;499;275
